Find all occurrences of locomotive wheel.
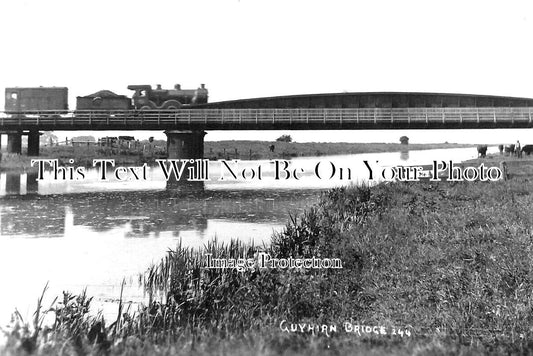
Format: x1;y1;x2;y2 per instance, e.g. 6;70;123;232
162;100;182;110
140;105;152;111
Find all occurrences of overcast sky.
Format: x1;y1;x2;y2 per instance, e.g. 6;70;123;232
1;0;533;143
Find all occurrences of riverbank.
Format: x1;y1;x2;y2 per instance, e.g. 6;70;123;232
2;159;532;355
0;141;475;172
462;151;533;178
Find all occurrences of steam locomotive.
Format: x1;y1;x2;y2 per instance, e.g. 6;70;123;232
4;84;208;112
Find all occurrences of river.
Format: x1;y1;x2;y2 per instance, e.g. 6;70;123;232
0;146;497;324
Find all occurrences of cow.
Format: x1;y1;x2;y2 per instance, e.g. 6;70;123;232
522;145;533;156
504;144;515;156
477;145;488;158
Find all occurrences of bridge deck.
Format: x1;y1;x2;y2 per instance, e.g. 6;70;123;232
1;107;532;131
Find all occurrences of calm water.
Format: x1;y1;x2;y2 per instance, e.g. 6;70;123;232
0;146;495;324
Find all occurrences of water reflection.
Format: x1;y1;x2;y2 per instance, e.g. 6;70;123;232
0;188;318;323
26;172;39;193
165;178;205;193
0;189;316;239
400;149;409;161
5;173;21;195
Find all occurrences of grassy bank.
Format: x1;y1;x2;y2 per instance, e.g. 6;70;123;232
3;164;533;354
462;151;533;178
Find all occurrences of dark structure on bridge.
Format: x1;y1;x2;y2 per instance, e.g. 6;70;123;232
195;92;533;109
3;91;533;161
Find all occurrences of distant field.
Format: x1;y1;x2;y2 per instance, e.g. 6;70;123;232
205;141;475;160
0;141;476;171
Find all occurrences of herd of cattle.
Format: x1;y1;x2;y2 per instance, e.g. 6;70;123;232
476;144;533;158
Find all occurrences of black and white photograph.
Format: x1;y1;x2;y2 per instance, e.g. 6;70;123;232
1;0;533;355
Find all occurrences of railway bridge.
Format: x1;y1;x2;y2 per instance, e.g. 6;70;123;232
2;92;533;158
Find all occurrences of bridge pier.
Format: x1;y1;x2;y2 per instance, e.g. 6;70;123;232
165;130;206;159
7;131;22;154
165;130;206;191
27;130;40;156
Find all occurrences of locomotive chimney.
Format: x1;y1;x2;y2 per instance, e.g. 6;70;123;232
200;84;205;89
156;84;162;90
174;84;181;90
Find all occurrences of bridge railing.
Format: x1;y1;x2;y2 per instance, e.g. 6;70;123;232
0;107;532;127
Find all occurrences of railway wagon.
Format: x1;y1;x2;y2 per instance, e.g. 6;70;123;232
5;87;68;112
